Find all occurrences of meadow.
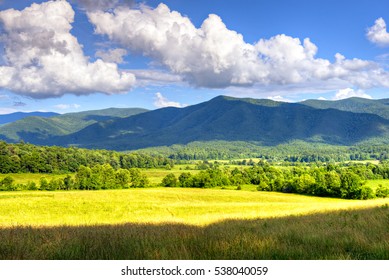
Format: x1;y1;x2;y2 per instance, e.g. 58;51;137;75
0;187;388;259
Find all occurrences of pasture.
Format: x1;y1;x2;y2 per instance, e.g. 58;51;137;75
0;187;388;259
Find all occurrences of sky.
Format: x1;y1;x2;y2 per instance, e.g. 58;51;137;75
1;0;389;114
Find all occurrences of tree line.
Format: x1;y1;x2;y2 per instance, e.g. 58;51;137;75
0;141;173;173
161;161;389;200
139;140;389;162
0;164;149;191
1;161;389;199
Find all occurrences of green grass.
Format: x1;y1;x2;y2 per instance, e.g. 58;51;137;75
141;167;200;185
365;179;389;190
0;173;69;185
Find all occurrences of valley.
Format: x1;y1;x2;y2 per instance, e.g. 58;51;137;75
1;96;389;260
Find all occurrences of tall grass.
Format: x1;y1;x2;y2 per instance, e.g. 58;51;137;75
1;206;388;259
1;188;388;259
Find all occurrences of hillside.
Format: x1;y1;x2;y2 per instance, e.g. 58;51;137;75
301;97;389;120
49;96;389;150
0;108;148;142
0;111;59;126
2;96;389;150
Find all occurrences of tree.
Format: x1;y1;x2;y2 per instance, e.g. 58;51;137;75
324;171;341;197
63;175;74;190
129;168;149;188
340;171;364;199
75;166;92;190
115;169;130;189
294;174;316;194
376;184;389;198
0;176;14;191
161;173;178;187
39;177;48;190
178;172;193;188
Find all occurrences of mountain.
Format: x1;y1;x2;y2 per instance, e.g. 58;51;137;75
0;111;59;126
2;96;389;150
301;97;389;120
0;108;148;143
47;96;389;150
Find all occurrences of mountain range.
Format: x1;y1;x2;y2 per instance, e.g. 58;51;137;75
0;111;59;126
1;96;389;150
0;108;148;143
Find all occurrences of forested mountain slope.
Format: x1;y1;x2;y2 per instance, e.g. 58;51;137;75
50;96;389;150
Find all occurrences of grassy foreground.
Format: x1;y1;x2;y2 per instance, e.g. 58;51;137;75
0;188;388;259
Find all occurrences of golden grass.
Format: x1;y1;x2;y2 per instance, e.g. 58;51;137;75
1;206;388;259
0;188;388;227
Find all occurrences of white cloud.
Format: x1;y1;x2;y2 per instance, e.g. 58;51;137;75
333;88;372;100
153;92;185;108
266;95;291;102
95;48;127;63
74;0;134;11
367;18;389;47
0;1;135;98
54;103;81;110
87;3;389;90
129;69;182;86
318;97;327;100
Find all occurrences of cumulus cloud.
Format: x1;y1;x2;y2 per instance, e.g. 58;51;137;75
129;69;182;86
54;103;81;110
367;18;389;47
87;3;389;90
74;0;134;11
95;48;127;63
0;1;135;98
266;95;292;102
153;92;185;108
333;88;372;100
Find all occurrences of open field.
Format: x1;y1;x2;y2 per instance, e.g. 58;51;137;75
0;188;388;259
365;179;389;190
0;173;68;185
1;188;389;227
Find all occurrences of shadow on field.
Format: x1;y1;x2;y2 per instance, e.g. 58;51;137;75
1;205;388;260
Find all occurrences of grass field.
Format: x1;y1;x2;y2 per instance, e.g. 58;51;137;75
0;188;388;259
0;173;68;185
1;188;388;227
365;179;389;190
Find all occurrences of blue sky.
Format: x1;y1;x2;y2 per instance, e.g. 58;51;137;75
1;0;389;114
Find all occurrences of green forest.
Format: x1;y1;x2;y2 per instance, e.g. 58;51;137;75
0;141;174;173
1;141;389;200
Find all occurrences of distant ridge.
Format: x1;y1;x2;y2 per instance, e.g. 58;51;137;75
0;111;59;125
2;96;389;150
300;97;389;120
0;108;148;142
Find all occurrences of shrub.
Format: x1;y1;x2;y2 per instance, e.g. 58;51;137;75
376;185;389;198
161;173;178;187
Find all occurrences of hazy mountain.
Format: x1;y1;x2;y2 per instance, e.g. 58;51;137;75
48;96;389;150
0;108;148;142
0;112;59;126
